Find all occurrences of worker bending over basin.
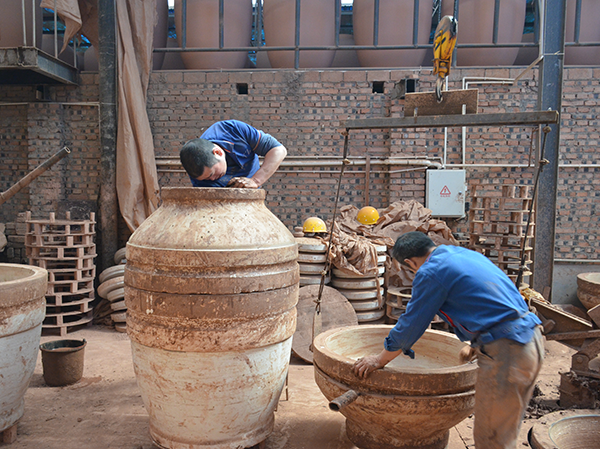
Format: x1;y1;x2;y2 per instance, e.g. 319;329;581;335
353;231;544;449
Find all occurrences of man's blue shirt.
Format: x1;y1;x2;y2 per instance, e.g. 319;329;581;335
385;245;541;353
190;120;283;187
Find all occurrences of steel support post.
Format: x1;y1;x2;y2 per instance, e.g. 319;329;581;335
97;0;118;272
533;0;566;297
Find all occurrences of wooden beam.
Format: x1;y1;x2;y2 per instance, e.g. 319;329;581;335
404;89;479;116
342;111;559;130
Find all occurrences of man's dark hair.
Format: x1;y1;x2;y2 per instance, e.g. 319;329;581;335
391;231;436;265
180;138;218;178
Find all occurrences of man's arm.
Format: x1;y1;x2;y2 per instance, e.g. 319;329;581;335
227;145;287;188
352;348;403;379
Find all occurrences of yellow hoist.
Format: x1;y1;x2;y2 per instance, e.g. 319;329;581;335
433;15;458;103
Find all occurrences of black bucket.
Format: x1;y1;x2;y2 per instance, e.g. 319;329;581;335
39;339;86;387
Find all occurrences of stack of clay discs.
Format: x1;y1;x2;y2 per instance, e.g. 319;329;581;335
97;247;127;332
296;237;330;287
331;244;387;324
386;285;411;322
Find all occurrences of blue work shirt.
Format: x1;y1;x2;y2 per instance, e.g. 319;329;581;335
385;245;541;353
190;120;283;187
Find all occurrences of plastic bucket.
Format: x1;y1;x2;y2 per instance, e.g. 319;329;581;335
39;339;86;387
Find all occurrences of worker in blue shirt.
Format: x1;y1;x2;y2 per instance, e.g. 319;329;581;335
180;120;287;189
353;231;544;449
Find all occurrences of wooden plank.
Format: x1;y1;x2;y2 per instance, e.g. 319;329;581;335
404;89;478;116
342;110;559;130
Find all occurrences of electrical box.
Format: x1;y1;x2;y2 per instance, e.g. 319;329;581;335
426;170;466;217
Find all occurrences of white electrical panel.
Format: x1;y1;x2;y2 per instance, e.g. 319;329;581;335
426;170;466;217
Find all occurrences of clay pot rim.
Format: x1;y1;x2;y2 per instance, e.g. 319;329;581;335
529;409;600;449
315;365;475;402
314;325;477;375
577;272;600;286
0;263;48;307
0;263;48;286
161;187;266;201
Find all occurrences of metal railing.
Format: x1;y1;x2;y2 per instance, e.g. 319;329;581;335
155;0;600;70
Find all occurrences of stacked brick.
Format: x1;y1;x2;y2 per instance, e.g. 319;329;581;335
468;185;534;286
26;211;96;336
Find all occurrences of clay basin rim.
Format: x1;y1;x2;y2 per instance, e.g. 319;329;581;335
313;325;477;396
530;410;600;449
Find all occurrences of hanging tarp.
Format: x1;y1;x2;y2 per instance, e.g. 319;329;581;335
40;0;160;231
115;0;160;230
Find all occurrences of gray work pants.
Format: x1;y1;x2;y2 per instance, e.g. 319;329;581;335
473;327;544;449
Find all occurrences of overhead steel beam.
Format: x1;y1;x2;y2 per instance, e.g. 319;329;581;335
533;0;566;298
342;111;559;130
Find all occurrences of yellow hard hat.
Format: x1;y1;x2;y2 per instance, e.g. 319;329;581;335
303;217;327;233
357;206;379;225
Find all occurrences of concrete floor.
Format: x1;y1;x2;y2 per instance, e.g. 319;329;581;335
5;325;576;449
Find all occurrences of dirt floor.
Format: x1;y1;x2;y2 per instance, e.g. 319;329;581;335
2;324;587;449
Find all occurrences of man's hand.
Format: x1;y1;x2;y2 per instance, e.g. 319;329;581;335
352;355;385;379
227;177;259;189
459;345;476;363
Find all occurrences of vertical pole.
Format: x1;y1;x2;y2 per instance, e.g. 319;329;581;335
97;0;118;272
533;0;566;298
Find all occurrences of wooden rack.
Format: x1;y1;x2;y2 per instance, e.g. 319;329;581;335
468;185;534;284
26;211;97;336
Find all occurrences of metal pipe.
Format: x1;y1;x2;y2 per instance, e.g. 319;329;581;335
155;158;443;168
0;147;71;206
412;0;419;46
32;0;36;48
22;0;26;46
373;0;380;47
329;390;360;412
492;0;500;45
294;0;301;69
54;0;58;57
574;0;582;43
182;0;187;49
219;0;224;49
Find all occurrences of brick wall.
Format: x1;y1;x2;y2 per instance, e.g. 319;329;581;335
1;67;598;264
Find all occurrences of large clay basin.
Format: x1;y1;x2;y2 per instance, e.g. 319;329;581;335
0;263;48;433
529;410;600;449
313;325;477;449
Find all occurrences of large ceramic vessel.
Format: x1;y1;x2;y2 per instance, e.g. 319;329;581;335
565;0;600;65
174;0;252;69
0;264;48;434
442;0;527;66
263;0;336;68
125;187;299;449
352;0;432;68
0;0;43;48
313;325;477;449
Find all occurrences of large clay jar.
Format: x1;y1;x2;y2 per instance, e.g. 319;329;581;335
263;0;336;68
565;0;600;65
0;264;48;435
152;0;169;70
0;0;43;48
174;0;252;69
125;188;299;449
313;325;477;449
442;0;527;66
352;0;432;68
